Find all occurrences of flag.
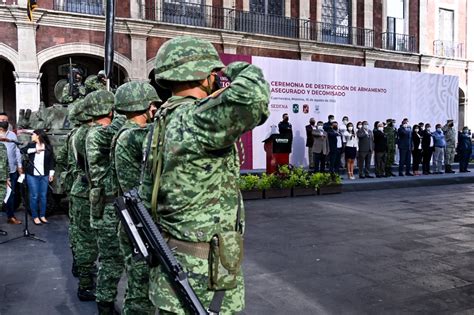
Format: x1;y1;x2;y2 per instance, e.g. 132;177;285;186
27;0;37;22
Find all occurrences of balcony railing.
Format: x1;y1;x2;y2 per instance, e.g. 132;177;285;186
144;4;374;48
433;40;464;59
381;32;416;53
53;0;104;15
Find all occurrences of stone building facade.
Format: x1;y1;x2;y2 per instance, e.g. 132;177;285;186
0;0;472;127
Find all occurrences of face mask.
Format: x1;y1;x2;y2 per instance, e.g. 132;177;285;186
348;126;353;131
357;125;362;129
317;126;323;130
437;128;442;132
332;126;338;130
378;127;383;131
414;129;419;133
329;119;334;123
343;120;348;125
403;123;408;128
363;124;368;130
0;121;8;130
426;127;430;132
463;130;469;134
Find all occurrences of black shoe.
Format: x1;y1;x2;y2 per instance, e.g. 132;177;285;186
423;172;429;175
97;301;119;315
389;172;396;177
359;176;365;179
428;171;433;174
399;173;405;176
406;173;414;176
376;175;382;178
77;287;96;301
366;175;374;178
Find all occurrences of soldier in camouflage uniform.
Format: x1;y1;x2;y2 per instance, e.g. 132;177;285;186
85;70;107;94
442;119;457;173
112;81;160;315
62;68;87;104
84;90;126;314
384;118;397;177
0;142;9;210
70;98;98;301
139;36;270;314
56;101;82;277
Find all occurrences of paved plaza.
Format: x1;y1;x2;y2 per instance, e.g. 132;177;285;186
2;183;474;314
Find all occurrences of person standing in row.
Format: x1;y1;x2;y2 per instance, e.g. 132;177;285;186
356;121;374;179
442;119;456;173
343;122;357;179
398;118;413;176
339;116;349;169
412;125;423;175
84;90;126;314
113;82;160;315
432;124;446;174
384;119;397;177
373;122;387;178
312;121;329;173
457;127;472;173
305;118;316;169
23;129;55;225
421;123;434;175
327;121;343;174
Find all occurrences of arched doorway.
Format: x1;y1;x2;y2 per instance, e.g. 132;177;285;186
40;55;129;106
459;88;465;129
148;70;171;103
0;58;17;125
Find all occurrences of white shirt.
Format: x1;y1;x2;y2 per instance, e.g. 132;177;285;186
343;131;358;148
27;147;54;177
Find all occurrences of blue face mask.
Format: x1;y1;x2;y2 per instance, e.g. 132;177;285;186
437;128;442;132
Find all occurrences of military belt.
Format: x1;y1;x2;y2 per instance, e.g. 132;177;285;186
165;234;210;260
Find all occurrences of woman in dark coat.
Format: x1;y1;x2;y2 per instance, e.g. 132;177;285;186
412;125;423;175
457;127;472;173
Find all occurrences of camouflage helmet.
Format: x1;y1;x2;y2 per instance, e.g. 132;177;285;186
154;36;224;84
71;99;90;122
98;70;106;77
114;81;161;112
83;90;114;117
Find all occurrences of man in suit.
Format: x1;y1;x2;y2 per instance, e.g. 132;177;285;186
421;123;434;175
323;114;335;132
278;113;293;147
398;118;413;176
312;121;329;172
373;122;388;177
327;121;343;174
305;118;316;169
356;121;374;178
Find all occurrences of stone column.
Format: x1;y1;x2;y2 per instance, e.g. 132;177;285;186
364;0;373;30
130;35;148;81
285;0;291;18
299;0;310;39
466;62;474;130
418;0;427;54
13;72;42;118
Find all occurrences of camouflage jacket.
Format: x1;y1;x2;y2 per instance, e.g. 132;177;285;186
85;75;106;94
384;125;397;150
0;143;8;200
113;120;149;195
61;83;86;104
442;124;457;147
140;62;270;242
70;124;91;198
56;127;79;193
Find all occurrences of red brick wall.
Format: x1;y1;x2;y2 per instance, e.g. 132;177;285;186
312;54;364;66
116;0;130;18
237;47;300;59
235;0;243;11
373;0;383;47
38;0;54;10
357;0;364;29
36;26;103;52
115;33;131;59
409;0;419;52
375;60;419;72
212;0;223;7
0;22;18;51
291;0;299;18
310;0;317;20
146;37;169;62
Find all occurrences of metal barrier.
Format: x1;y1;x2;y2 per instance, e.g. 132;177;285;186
53;0;104;15
433;40;464;59
381;32;416;53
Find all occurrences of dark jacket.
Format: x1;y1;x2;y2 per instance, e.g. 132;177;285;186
327;129;343;152
421;129;434;150
373;129;387;153
457;132;472;154
397;126;412;150
323;120;332;132
412;131;422;151
278;121;293;140
21;142;55;176
305;124;315;147
356;128;374;152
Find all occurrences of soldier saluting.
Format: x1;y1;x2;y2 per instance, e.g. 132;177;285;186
138;36;270;314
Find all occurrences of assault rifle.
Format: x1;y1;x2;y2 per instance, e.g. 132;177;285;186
114;189;209;315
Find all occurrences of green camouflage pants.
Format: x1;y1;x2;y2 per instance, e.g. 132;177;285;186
118;223;155;315
386;147;395;173
71;195;98;289
149;251;244;315
68;198;78;261
445;146;455;165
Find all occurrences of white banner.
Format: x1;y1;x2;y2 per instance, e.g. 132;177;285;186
251;56;459;169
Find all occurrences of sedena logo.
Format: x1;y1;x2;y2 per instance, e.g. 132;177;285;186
292;104;299;113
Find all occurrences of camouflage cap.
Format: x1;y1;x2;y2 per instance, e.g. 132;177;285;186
115;81;161;112
154;36;224;84
83;90;114;117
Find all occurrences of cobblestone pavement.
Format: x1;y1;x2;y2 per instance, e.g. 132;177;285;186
2;184;474;314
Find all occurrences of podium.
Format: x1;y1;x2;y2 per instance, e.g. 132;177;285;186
263;134;292;174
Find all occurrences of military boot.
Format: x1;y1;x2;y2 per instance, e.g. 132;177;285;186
446;165;455;173
97;301;119;315
77;287;96;301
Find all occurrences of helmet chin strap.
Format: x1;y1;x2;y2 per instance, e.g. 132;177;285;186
144;110;152;123
198;75;213;96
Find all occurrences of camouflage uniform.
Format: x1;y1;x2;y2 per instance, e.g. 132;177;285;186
85;75;106;94
113;81;160;315
70;99;98;298
84;90;125;307
442;123;457;171
0;143;8;202
140;36;270;314
384;120;397;175
62;83;86;104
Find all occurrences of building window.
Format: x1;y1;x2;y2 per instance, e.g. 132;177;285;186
62;0;104;15
438;8;454;43
321;0;351;44
383;0;415;52
162;0;206;27
250;0;284;16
